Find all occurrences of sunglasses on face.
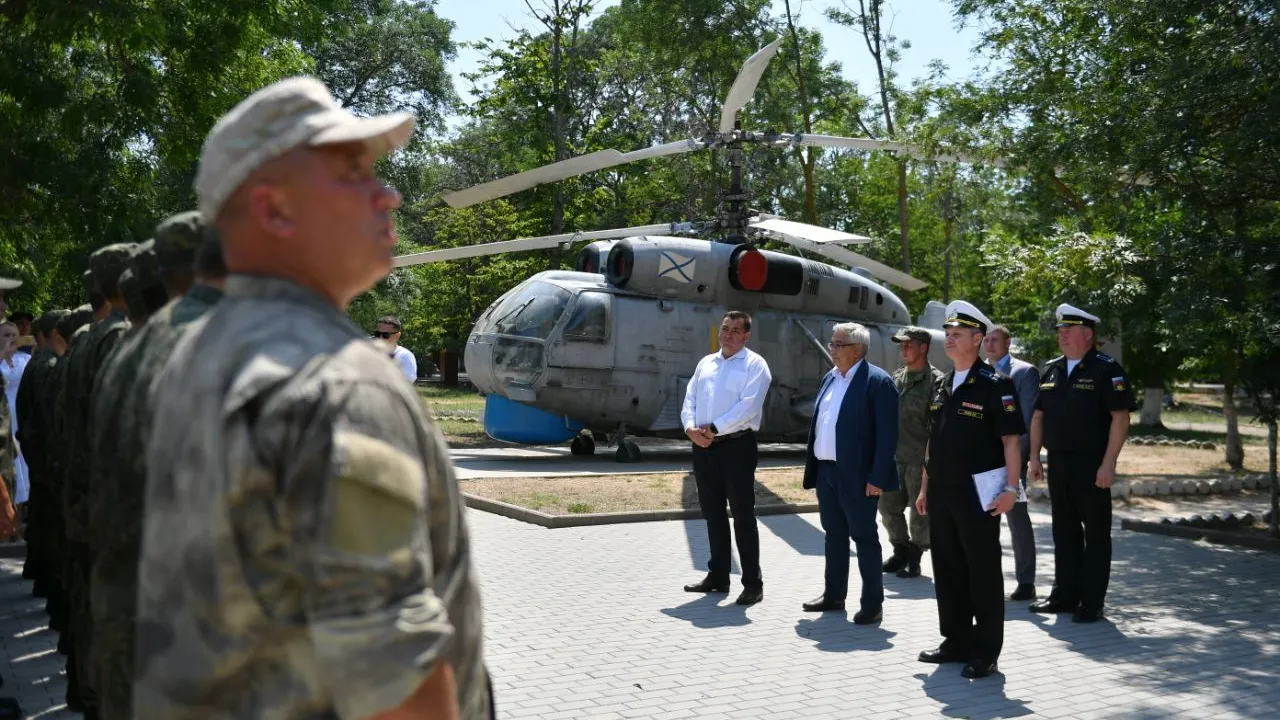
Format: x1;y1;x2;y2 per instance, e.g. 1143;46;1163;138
373;331;397;339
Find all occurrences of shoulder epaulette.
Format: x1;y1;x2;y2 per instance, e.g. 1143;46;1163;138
977;366;998;381
1096;352;1116;363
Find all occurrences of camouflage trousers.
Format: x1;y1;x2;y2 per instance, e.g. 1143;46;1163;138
90;580;134;720
878;463;930;548
65;541;97;708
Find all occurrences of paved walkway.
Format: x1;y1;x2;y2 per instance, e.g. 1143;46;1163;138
3;496;1278;719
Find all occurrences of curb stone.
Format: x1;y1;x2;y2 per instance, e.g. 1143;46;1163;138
1121;518;1280;554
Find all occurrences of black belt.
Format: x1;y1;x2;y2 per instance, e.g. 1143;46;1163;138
712;429;753;444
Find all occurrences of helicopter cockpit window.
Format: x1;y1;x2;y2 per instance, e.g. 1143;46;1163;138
490;281;572;340
563;292;610;343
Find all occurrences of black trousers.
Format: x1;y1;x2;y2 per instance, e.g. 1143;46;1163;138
1047;451;1112;609
928;482;1004;663
692;433;761;587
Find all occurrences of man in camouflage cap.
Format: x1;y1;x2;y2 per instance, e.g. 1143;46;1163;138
88;212;221;720
879;326;944;579
117;241;168;327
137;76;490;720
58;242;134;717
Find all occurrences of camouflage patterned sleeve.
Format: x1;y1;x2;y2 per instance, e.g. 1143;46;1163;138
253;378;453;720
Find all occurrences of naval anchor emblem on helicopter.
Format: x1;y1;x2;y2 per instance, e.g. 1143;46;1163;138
392;38;1006;462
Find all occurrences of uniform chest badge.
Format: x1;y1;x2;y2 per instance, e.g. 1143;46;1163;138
1112;376;1126;391
961;401;983;411
929;402;942;412
1073;381;1095;390
1001;395;1016;412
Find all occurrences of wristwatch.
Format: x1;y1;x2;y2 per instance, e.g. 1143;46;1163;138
1003;485;1019;496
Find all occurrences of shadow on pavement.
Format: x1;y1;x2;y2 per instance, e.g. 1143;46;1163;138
794;614;895;653
659;594;752;629
916;666;1033;719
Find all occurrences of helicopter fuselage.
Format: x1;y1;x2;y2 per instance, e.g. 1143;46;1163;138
463;237;950;446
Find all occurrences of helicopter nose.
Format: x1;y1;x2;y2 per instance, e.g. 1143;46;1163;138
464;338;498;394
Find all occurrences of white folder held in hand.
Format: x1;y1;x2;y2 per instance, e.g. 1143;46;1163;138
972;467;1024;508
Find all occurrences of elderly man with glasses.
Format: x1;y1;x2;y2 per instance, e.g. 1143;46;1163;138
801;322;899;624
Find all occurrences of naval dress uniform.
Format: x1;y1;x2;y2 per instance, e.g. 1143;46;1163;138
1035;344;1135;616
926;358;1025;667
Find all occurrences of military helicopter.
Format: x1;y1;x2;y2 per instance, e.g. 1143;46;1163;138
393;38;984;462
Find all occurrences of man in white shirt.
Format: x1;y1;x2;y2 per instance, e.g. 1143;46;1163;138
800;323;899;624
375;315;418;383
680;311;772;606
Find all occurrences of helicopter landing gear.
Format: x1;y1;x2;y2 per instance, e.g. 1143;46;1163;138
611;424;642;463
616;439;641;464
570;434;596;456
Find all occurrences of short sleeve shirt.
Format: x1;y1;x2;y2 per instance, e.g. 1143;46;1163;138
926;360;1026;487
1036;347;1136;457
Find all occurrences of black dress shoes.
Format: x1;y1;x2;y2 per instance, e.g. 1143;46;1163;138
1009;583;1037;601
1072;605;1105;623
684;576;730;593
961;660;999;679
1029;597;1077;614
918;646;968;664
852;608;882;625
802;596;845;612
735;586;764;605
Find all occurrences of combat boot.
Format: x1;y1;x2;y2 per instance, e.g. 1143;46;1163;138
897;543;924;578
882;542;909;574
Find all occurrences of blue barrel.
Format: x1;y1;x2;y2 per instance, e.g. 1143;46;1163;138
483;394;584;444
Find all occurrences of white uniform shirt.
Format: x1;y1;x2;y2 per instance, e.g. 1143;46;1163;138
813;360;863;461
952;368;970;392
680;346;772;435
391;345;417;383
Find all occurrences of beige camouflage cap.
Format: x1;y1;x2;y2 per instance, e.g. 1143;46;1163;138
195;76;415;220
154;211;205;272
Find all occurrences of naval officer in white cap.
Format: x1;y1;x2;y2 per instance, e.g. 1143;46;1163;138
1028;303;1135;623
915;300;1025;679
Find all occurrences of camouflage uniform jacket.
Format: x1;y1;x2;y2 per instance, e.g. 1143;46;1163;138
893;364;944;466
14;347;56;478
89;285;224;720
59;309;129;545
136;276;489;720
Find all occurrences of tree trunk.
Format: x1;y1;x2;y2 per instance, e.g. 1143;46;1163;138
784;0;818;224
1269;419;1278;538
896;161;910;273
1222;378;1244;471
1138;385;1164;427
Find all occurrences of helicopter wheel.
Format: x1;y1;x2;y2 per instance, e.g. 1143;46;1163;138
615;439;642;464
570;434;595;456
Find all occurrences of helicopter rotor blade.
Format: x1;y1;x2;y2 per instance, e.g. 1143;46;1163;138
786;133;1009;168
757;228;928;291
618;137;709;163
720;37;784;134
749;216;871;245
392;223;680;267
442;149;627;208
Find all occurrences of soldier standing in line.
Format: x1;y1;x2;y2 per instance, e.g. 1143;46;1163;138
15;310;68;597
88;212;221;720
136;77;491;719
879;327;943;579
59;244;134;719
916;300;1023;680
1029;303;1135;623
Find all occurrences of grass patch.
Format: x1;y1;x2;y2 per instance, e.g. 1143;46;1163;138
433;418;498;449
462;468;813;515
416;384;486;417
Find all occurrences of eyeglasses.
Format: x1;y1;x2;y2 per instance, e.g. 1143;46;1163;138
372;331;396;339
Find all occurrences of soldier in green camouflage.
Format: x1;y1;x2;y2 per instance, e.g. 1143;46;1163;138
880;327;944;579
15;309;69;596
89;211;215;720
115;240;170;329
136;77;491;720
58;243;135;717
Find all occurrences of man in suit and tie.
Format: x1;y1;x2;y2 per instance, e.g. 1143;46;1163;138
801;322;899;624
983;325;1040;601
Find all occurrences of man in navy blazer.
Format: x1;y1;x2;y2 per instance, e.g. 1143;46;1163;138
801;322;899;623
